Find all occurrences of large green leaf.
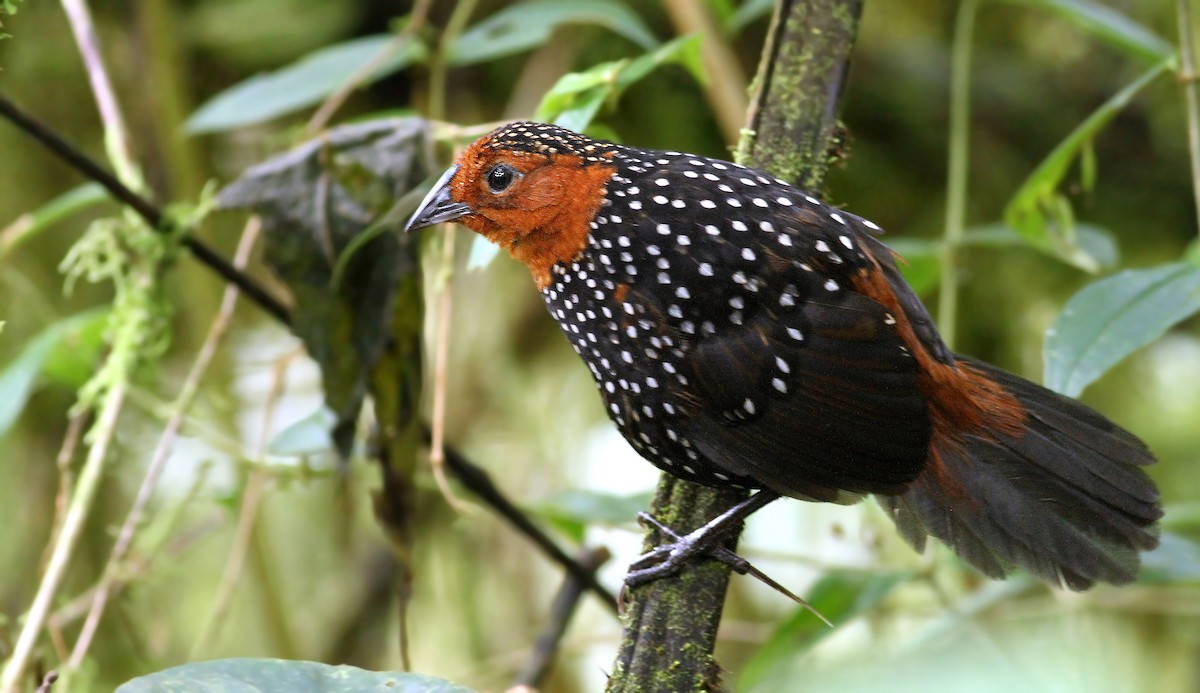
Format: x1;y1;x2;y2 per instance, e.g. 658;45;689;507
1044;263;1200;397
448;0;657;66
186;35;426;133
116;659;476;692
1004;61;1170;272
219;118;429;461
999;0;1173;64
739;571;911;692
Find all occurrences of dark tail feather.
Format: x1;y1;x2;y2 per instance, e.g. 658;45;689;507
879;357;1161;590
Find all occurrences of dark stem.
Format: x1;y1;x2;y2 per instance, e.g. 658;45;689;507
0;91;293;326
607;0;864;690
437;435;620;613
512;546;611;689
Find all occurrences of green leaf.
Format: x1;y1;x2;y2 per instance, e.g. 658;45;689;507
729;0;774;34
1;183;109;259
739;571;911;692
1004;61;1169;270
116;659;477;693
448;0;657;66
269;406;337;456
219;118;430;461
0;311;107;438
1044;263;1200;397
887;223;1119;273
534;35;705;131
535;489;654;525
999;0;1174;64
1140;533;1200;584
533;489;654;544
186;35;426;133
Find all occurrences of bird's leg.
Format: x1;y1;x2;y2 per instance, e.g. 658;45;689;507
625;490;781;587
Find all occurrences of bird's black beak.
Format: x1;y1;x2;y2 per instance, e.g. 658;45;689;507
404;165;471;232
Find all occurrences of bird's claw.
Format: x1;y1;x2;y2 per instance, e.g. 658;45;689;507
624;510;833;625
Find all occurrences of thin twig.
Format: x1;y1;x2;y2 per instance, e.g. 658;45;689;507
60;0;139;187
306;0;436;133
429;228;470;511
436;437;620;614
0;93;292;325
48;515;221;632
662;0;748;145
937;0;978;349
428;0;479;122
512;547;610;690
1179;0;1200;236
190;350;297;659
67;218;262;669
42;411;90;571
34;672;58;693
0;383;128;693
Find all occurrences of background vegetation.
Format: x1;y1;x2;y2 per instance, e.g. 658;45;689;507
1;0;1198;691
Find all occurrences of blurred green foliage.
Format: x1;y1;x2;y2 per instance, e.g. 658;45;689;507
1;1;1198;692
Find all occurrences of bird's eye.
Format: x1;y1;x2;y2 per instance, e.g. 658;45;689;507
486;164;517;193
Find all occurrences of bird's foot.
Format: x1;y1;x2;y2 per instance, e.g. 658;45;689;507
624;511;749;587
624;503;832;625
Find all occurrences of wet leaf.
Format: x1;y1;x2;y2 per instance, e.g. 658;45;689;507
1044;263;1200;397
116;658;477;692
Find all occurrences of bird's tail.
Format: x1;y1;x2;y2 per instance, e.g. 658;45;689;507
879;356;1161;590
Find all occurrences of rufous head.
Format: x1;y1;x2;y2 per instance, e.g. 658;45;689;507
406;122;617;289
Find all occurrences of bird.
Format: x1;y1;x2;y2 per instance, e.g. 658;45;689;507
405;121;1161;591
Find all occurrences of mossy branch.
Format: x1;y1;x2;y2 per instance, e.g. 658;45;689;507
607;1;863;691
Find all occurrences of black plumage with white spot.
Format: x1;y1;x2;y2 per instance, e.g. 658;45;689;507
529;123;933;501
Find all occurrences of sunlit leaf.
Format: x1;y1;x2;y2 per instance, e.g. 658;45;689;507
1000;0;1173;64
187;35;426;133
534;35;705;131
740;571;911;692
116;659;477;692
448;0;657;66
0;311;106;438
1;183;109;259
1004;61;1169;270
1044;263;1200;397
